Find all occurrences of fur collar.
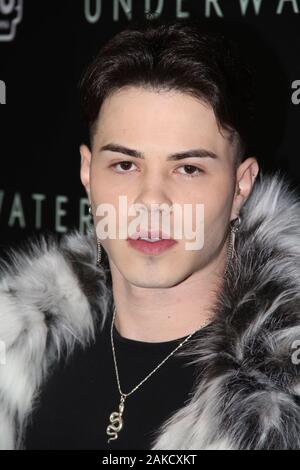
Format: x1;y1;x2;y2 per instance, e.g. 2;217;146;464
0;170;300;450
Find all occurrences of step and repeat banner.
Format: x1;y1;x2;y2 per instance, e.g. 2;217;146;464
0;0;299;254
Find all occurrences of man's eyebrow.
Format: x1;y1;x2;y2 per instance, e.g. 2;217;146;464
99;143;218;161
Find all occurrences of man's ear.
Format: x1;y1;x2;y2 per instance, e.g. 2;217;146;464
230;157;259;220
80;144;92;200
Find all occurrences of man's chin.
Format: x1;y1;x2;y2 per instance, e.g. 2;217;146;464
122;267;191;289
125;278;178;289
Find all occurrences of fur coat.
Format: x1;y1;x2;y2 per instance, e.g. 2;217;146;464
0;170;300;450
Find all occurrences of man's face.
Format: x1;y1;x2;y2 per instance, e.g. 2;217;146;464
81;86;253;288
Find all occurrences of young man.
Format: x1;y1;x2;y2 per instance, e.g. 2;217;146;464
0;19;300;450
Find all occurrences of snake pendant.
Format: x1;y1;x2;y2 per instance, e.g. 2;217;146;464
106;395;126;443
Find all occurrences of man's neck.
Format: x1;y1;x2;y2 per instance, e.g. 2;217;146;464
109;249;228;343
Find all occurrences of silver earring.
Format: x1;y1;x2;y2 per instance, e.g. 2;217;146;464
224;216;241;276
229;216;242;258
97;237;102;267
88;204;102;266
229;216;241;259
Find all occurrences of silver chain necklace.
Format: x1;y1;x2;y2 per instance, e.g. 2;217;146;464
106;306;212;443
106;221;239;444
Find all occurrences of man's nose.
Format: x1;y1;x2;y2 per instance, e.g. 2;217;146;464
134;177;173;213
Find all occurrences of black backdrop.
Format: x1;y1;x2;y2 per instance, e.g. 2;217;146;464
0;0;299;255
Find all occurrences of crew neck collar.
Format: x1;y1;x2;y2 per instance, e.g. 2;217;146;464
112;322;191;350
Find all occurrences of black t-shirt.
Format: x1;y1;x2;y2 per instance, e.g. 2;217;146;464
24;309;206;450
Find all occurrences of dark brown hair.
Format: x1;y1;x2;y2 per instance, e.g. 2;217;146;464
79;17;256;167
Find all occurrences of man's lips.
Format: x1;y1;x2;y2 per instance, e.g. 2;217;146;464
127;236;177;255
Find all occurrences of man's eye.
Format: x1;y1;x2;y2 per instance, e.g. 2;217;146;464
111;161;137;172
177;165;203;177
110;162;202;177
